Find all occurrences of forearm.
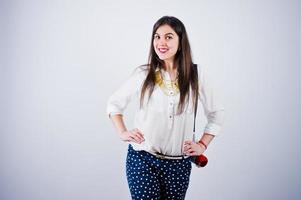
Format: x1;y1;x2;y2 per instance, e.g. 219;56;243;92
109;114;127;135
199;133;215;148
109;114;144;143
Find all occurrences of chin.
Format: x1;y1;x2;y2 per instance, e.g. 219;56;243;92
158;55;172;61
158;56;167;60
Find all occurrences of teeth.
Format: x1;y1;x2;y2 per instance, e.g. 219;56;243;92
159;48;168;53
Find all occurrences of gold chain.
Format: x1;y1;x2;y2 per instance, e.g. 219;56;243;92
155;70;179;96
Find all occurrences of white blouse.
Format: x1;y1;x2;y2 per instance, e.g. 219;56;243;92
106;65;225;156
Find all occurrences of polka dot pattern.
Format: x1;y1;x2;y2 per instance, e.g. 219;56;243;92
126;145;192;200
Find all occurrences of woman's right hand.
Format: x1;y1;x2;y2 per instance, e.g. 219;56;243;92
119;128;145;144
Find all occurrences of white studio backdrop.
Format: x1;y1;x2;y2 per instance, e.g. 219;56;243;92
1;0;301;199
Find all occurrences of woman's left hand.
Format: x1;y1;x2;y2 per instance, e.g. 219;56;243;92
183;140;206;156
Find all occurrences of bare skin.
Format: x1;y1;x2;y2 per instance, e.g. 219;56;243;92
153;24;179;80
109;114;145;144
183;133;215;156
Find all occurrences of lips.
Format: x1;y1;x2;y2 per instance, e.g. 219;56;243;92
158;48;169;53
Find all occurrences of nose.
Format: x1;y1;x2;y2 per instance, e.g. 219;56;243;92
158;37;167;46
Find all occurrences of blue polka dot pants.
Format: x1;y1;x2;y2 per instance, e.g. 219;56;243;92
126;145;192;200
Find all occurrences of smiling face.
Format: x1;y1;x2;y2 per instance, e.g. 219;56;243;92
153;24;180;64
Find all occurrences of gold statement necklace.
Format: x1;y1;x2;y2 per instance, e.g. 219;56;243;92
155;70;180;96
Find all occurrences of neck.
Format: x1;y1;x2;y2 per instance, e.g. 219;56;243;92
163;59;176;72
163;59;178;81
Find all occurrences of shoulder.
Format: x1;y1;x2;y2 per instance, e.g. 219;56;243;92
193;64;205;77
131;64;148;77
126;64;148;82
134;64;148;74
194;64;212;84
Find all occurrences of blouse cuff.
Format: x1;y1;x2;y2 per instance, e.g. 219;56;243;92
106;104;124;118
204;123;222;136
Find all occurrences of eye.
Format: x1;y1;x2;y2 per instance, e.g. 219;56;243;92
166;36;173;40
154;35;160;40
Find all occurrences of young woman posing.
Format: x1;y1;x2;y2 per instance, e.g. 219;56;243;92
107;16;225;200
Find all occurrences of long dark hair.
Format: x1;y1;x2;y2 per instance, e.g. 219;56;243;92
140;16;198;114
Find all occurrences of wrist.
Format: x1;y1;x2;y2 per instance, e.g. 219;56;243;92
197;140;208;150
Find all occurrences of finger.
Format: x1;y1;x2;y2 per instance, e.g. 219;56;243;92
132;128;143;136
188;148;195;154
134;129;144;138
184;150;195;156
186;152;197;156
184;141;193;145
134;132;145;142
186;149;196;155
183;145;192;152
129;133;142;143
127;135;136;142
134;132;145;141
184;146;194;155
184;145;194;153
126;136;134;143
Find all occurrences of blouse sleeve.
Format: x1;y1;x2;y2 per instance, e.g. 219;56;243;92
198;66;225;136
106;67;145;117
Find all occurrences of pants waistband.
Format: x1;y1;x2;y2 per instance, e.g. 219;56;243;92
149;151;189;160
129;145;190;160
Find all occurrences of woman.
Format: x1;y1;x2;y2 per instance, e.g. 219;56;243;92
107;16;224;200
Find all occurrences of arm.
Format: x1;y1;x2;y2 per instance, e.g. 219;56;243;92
199;133;215;148
109;114;144;144
184;66;225;156
183;133;214;156
107;67;146;143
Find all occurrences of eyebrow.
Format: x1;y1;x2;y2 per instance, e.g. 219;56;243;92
154;32;174;36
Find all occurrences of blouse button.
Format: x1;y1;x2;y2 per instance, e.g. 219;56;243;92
169;91;174;95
